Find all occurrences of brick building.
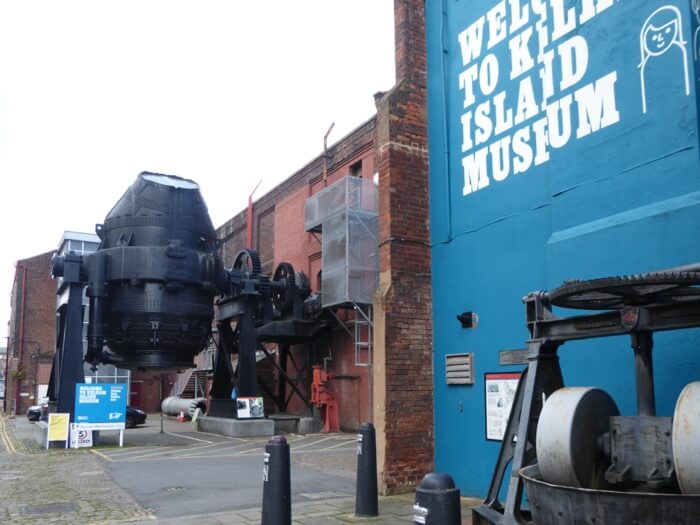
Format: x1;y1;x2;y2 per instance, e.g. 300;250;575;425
5;251;56;415
217;0;431;493
372;0;432;493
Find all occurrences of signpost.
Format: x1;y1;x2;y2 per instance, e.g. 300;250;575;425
74;383;127;447
484;373;521;441
47;413;70;449
69;424;94;448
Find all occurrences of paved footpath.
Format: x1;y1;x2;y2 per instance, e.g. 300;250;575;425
0;414;152;524
0;414;478;524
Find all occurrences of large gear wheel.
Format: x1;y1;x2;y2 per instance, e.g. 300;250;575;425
233;249;261;279
547;272;700;310
272;262;295;312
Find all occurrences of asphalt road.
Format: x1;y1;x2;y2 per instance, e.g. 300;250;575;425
92;418;358;518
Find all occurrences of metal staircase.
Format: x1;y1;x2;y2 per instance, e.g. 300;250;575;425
174;369;208;399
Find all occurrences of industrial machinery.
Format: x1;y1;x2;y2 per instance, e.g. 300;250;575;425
207;247;330;418
48;172;329;421
474;271;700;525
310;365;340;433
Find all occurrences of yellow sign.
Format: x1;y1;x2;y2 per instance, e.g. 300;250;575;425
47;413;70;442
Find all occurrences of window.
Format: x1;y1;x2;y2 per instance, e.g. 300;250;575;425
350;160;363;178
65;239;100;255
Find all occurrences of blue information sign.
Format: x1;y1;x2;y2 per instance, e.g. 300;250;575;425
74;383;127;430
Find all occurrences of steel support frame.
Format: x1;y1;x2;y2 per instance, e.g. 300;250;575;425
210;290;321;418
47;281;87;422
474;293;700;525
209;289;260;418
257;343;312;413
208;320;238;417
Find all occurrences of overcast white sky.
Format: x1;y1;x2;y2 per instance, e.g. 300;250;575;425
0;1;395;341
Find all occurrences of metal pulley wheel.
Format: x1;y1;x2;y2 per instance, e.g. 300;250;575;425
272;262;295;312
673;382;700;494
233;249;261;279
536;387;619;488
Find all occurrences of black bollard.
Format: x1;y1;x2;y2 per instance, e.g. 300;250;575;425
261;435;291;525
413;472;461;525
355;422;379;517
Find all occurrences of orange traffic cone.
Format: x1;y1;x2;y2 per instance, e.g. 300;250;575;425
177;410;186;422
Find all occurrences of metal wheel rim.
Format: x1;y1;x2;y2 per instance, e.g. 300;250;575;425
673;382;700;495
536;387;619;488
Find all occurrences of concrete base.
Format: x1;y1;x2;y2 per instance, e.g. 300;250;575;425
297;417;317;435
267;414;321;435
197;416;274;438
32;421;73;449
268;413;298;434
33;421;48;447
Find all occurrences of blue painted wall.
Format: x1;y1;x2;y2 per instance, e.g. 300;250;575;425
426;0;700;496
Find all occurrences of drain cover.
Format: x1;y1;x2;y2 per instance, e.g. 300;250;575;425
22;503;78;516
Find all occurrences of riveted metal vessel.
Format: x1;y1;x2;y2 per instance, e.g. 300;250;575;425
93;172;225;370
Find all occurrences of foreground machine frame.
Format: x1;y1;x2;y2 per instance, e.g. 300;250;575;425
473;271;700;525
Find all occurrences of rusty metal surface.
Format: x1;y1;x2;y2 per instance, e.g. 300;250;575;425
521;465;700;525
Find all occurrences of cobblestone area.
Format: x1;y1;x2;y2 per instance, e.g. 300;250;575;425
0;415;154;525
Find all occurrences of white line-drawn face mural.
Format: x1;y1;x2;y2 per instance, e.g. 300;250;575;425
645;17;679;55
639;5;690;113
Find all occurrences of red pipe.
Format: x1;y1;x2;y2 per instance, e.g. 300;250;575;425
246;180;262;248
14;263;27;415
322;122;335;187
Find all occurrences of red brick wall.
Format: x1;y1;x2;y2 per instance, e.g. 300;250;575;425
373;0;433;493
220;224;247;268
257;207;275;275
36;362;52;385
6;251;57;414
130;371;179;412
274;190;309;275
